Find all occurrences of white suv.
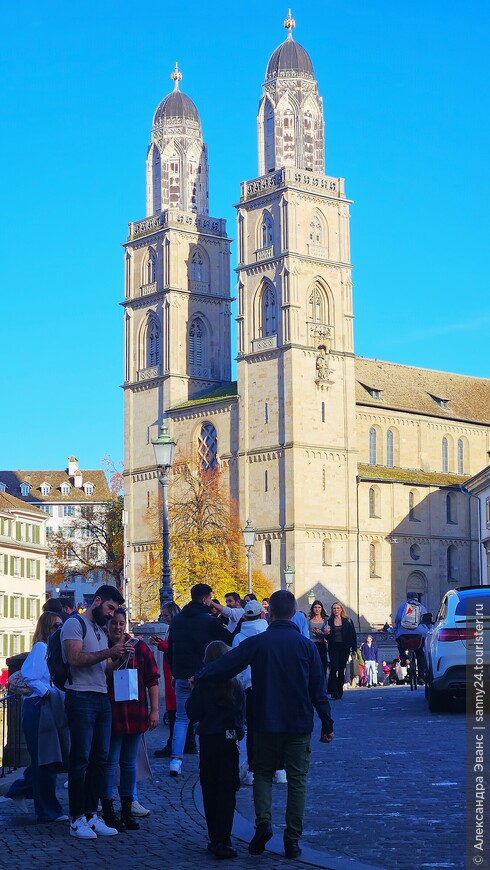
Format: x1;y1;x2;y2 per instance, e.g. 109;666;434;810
424;585;490;712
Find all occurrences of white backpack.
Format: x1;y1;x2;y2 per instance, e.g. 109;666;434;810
400;601;422;630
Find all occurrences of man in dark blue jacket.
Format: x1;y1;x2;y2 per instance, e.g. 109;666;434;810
193;590;334;860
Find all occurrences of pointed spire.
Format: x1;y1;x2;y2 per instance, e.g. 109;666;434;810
170;61;182;91
284;8;295;40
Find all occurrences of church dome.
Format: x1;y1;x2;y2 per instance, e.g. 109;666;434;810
266;38;314;80
153;90;200;126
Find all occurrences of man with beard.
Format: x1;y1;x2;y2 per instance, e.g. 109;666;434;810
61;584;127;839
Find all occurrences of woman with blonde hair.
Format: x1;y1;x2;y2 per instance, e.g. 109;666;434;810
21;611;68;822
326;602;357;700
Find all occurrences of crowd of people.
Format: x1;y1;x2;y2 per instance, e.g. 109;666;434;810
6;583;425;859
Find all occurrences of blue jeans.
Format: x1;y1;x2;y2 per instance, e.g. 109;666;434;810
65;690;112;820
103;732;141;800
22;697;63;821
365;661;378;686
171;679;192;759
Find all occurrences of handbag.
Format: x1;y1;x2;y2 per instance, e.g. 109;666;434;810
113;650;139;702
8;671;33;696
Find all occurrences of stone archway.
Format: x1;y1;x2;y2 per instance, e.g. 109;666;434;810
406;571;428;606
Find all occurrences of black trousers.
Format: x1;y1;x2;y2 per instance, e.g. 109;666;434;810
327;644;350;698
245;688;255;771
199;733;240;845
397;639;425;680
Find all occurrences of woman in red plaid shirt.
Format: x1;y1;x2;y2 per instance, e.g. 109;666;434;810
101;608;159;832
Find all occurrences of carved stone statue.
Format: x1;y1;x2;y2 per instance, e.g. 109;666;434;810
315;345;330;381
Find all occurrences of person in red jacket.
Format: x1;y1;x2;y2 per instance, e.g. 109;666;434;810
101;608;159;832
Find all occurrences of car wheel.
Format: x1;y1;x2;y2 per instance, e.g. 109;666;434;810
428;676;447;713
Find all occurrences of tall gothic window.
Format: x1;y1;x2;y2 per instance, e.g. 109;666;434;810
264;101;275;172
191;250;204;282
152;146;161;213
304;111;314;170
264;539;272;565
147;318;160;367
261;212;273;248
282;108;295;164
189;318;204;368
369;428;377;465
447;545;457;582
386;429;394;468
446;493;457;524
198;423;218;471
457;438;464;475
146;249;157;285
308;286;324;323
369;487;376;518
262;286;277;336
369;543;377;577
409;490;416;521
442;437;449;473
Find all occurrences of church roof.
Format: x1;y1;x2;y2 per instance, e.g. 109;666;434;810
265;38;314;80
171;382;238;411
357;464;470;488
153;90;200;126
355;357;490;426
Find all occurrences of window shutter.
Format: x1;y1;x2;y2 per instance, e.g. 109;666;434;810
20;558;25;578
36;599;40;618
20;598;25;619
10;596;14;619
4;554;7;575
3;596;8;618
33;525;40;544
16;522;22;541
2;634;7;656
9;635;14;656
20;635;25;653
36;560;40;580
26;560;30;579
10;556;14;576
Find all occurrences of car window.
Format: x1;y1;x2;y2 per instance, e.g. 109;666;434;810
435;595;448;622
455;590;490;617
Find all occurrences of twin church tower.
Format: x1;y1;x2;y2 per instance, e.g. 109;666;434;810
122;14;487;624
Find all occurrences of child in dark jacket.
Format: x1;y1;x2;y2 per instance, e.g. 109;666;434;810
186;640;245;859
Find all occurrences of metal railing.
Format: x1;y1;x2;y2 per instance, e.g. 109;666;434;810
0;692;22;777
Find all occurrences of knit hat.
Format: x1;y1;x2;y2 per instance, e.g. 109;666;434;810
244;600;264;618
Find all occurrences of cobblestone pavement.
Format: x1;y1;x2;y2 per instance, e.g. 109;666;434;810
0;685;465;870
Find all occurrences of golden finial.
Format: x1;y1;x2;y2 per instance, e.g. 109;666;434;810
170;61;182;91
284;8;295;39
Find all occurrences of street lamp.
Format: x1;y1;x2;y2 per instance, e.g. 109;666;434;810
152;422;177;615
242;519;256;595
284;564;295;592
307;589;316;606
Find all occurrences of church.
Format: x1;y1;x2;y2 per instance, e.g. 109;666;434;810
122;13;490;629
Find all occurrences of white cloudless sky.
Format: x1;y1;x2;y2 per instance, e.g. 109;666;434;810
1;0;489;472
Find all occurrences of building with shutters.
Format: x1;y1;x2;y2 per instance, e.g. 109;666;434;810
123;14;490;628
0;492;48;670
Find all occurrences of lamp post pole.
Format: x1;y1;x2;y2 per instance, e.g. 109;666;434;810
284;564;295;592
152;423;177;616
242;519;256;596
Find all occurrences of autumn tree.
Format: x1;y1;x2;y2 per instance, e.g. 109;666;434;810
137;458;272;614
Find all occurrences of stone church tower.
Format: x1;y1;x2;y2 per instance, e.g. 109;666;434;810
236;11;358;610
122;65;232;588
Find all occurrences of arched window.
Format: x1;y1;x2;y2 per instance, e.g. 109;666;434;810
387;430;394;468
191;250;204;282
304;111;314;170
264;100;275;173
147;318;160;368
447;545;457;583
262;286;277;336
369;543;377;578
322;539;331;566
261;212;273;248
369;487;377;518
198;423;218;471
146;248;157;285
442;437;449;473
446;493;457;524
409;490;417;521
457;439;464;475
410;544;421;561
369;428;377;465
308;286;324;323
264;539;272;565
152;146;161;213
309;214;323;245
189;318;204;368
282;107;295;164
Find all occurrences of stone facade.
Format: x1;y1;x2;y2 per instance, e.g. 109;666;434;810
123;21;490;627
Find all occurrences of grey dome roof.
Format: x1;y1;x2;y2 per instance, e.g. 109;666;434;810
153;90;200;126
266;38;314;79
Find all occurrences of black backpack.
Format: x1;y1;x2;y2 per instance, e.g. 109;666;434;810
47;613;86;690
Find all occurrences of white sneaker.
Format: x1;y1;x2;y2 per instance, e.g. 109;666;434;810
242;771;254;786
274;769;287;784
63;781;68;789
70;815;97;839
169;758;182;777
88;814;118;836
131;800;151;817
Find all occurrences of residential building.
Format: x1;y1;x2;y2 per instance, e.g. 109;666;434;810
0;491;48;671
465;466;490;586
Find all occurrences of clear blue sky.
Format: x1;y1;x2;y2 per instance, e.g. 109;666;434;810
1;1;489;472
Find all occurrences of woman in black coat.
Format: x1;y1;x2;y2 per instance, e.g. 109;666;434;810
326;602;357;700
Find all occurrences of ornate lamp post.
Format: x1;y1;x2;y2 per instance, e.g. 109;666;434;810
242;519;256;595
284;564;295;592
307;589;316;607
152;423;177;614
